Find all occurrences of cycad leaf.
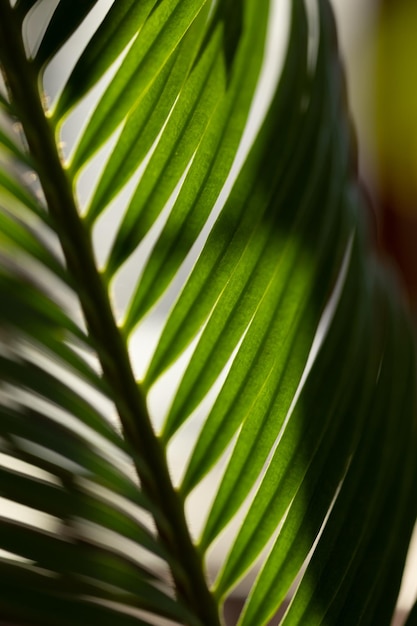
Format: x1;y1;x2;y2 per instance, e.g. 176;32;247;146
0;465;159;558
0;406;150;510
0;269;82;341
148;0;336;449
12;0;38;19
229;248;378;626
34;0;100;68
121;0;271;330
0;125;31;164
0;209;68;282
275;288;417;626
54;0;160;116
164;1;350;549
144;0;309;389
0;518;190;623
0;563;155;626
1;1;417;625
86;11;216;226
0;2;274;623
0;355;123;447
66;0;209;170
0;168;46;218
213;236;371;602
0;551;193;626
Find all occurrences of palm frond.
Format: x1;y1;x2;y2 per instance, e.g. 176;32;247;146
0;1;416;625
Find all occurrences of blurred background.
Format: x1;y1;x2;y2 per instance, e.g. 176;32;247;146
333;0;417;318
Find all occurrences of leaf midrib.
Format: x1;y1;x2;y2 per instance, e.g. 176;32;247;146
0;5;220;625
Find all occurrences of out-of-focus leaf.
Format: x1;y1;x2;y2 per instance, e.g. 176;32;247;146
0;209;64;278
13;0;38;19
0;269;83;341
0;517;190;623
0;355;124;449
0;125;32;164
0;169;46;219
35;0;101;68
0;406;148;510
0;465;162;559
0;559;155;626
278;284;417;626
406;601;417;626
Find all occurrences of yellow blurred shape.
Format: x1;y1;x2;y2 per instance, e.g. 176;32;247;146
373;0;417;216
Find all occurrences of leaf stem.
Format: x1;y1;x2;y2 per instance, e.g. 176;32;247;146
0;6;221;625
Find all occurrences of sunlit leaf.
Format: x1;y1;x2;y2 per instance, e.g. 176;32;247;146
0;1;416;625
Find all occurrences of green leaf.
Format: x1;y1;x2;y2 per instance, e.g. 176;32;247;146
85;8;218;226
65;0;209;170
0;124;32;164
213;236;369;602
122;0;271;331
0;558;155;626
1;1;417;625
0;517;191;623
0;168;47;219
0;208;67;281
0;406;150;510
176;0;351;542
131;2;306;379
53;0;160;116
277;287;417;626
0;268;84;342
0;465;162;560
0;356;124;449
35;0;101;68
